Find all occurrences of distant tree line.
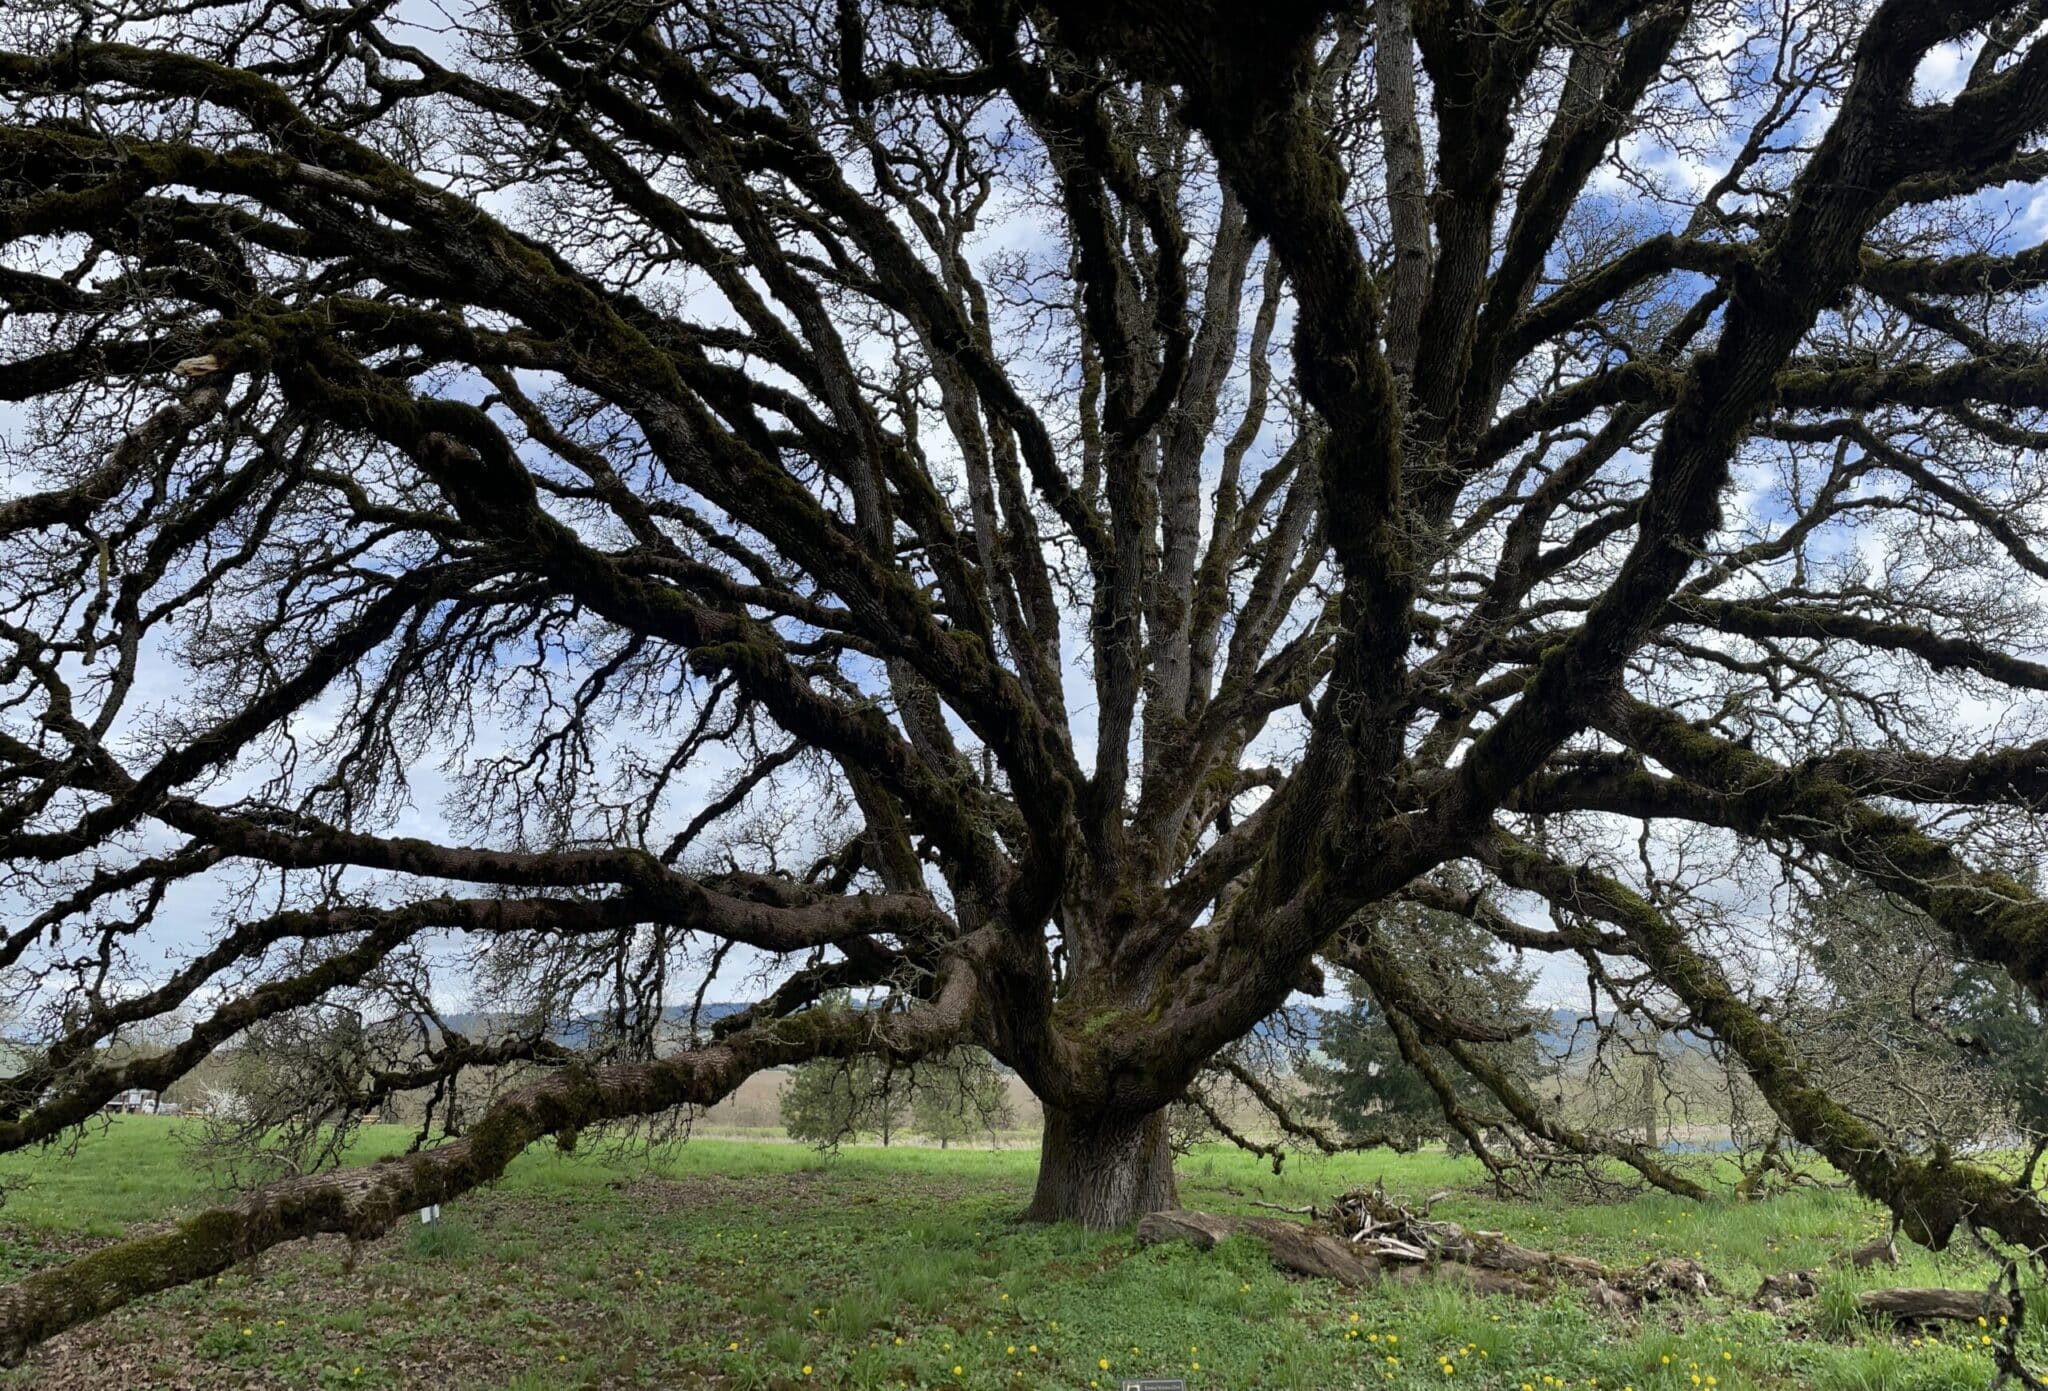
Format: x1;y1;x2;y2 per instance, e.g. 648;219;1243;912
780;1046;1018;1150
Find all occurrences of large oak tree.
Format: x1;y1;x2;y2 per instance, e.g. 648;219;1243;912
7;0;2048;1359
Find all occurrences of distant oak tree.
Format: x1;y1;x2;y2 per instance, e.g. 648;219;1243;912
9;0;2048;1358
779;1053;906;1147
909;1047;1017;1147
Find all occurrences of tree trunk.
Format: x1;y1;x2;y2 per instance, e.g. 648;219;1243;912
1022;1107;1178;1228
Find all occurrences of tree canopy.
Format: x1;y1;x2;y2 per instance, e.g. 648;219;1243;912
8;0;2048;1359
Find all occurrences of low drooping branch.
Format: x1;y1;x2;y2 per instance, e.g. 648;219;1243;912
0;965;976;1363
1481;831;2048;1253
1596;697;2048;1004
1210;1056;1351;1155
1331;916;1709;1199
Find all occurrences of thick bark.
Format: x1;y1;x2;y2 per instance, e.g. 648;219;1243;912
1021;1107;1178;1229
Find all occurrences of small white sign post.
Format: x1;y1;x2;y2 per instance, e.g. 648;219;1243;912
418;1203;441;1224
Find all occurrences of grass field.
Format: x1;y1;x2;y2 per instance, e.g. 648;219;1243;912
0;1118;2040;1390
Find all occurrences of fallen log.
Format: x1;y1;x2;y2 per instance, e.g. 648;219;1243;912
1136;1210;1377;1286
1856;1288;2012;1325
1753;1270;2013;1326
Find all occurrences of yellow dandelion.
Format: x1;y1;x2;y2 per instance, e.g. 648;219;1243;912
952;1366;963;1377
1099;1358;1110;1370
802;1366;812;1377
241;1328;252;1337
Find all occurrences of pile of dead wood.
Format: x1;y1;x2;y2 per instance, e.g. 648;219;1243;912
1140;1184;2014;1330
1138;1182;1714;1311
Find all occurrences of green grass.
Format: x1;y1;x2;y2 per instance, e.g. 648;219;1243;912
0;1118;2041;1389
